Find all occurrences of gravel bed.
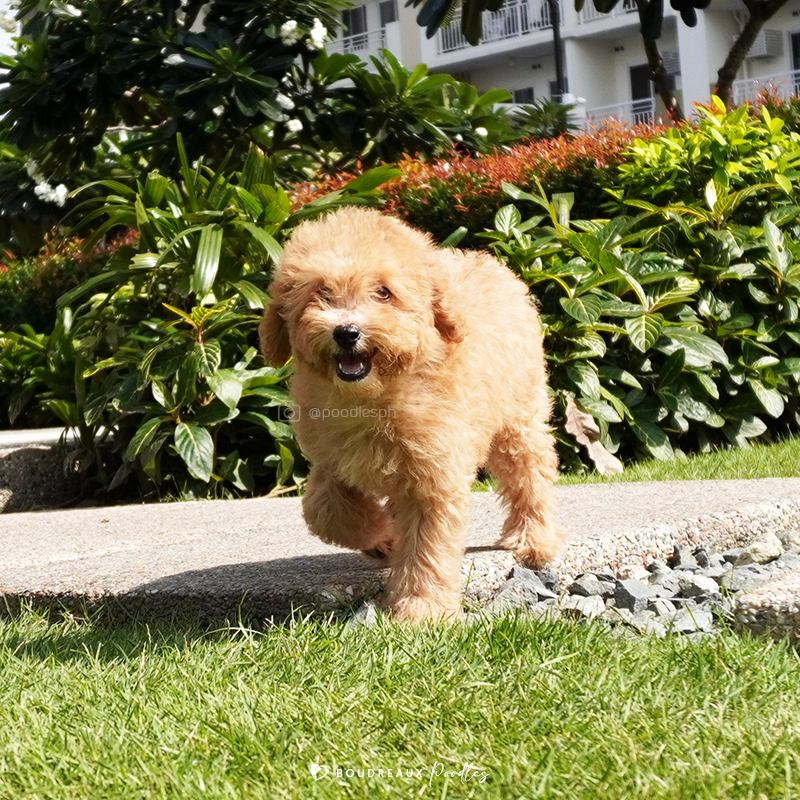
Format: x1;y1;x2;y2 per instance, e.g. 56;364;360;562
349;528;800;638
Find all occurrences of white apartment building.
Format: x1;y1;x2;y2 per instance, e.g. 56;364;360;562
327;0;800;125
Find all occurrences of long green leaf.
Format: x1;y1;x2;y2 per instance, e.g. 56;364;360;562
659;328;730;368
194;339;222;376
632;418;673;460
176;133;200;213
238;221;284;263
764;217;792;276
193;226;223;298
125;416;170;461
343;165;402;193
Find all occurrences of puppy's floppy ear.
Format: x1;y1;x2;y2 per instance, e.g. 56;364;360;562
432;289;464;344
259;298;292;366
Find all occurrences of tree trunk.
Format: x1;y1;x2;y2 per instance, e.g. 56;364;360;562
635;0;685;122
716;0;789;106
644;37;685;122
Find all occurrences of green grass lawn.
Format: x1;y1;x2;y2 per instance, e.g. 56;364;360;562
557;436;800;485
4;440;800;799
1;609;799;800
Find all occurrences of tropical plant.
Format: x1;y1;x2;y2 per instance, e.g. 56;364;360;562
300;50;517;174
512;99;578;141
0;138;399;500
0;0;343;177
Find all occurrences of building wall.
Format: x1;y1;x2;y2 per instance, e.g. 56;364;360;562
472;56;558;100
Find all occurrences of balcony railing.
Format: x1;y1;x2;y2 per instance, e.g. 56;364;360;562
327;27;387;58
732;70;800;105
587;97;655;126
437;0;555;55
578;0;637;24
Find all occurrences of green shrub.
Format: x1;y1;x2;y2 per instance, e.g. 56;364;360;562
511;98;579;141
486;174;800;470
612;98;800;220
0;138;398;500
7;104;800;492
0;233;134;334
292;121;663;247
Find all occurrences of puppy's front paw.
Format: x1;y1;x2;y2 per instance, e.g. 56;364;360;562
386;593;461;622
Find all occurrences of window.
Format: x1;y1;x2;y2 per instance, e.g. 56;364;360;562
379;0;398;27
342;5;368;51
513;87;535;104
792;32;800;92
629;64;654;124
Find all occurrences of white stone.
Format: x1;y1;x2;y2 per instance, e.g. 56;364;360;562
736;531;784;566
777;528;800;554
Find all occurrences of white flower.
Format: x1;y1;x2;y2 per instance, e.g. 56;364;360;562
308;18;328;49
276;92;295;110
475;127;488;137
280;20;302;46
25;159;43;182
212;105;225;117
32;181;69;206
53;184;69;206
286;119;303;133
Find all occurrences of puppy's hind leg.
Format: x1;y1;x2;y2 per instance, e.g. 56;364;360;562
486;419;564;568
302;467;396;557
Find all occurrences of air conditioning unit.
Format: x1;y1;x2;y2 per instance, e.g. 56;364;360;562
744;29;783;59
662;50;681;75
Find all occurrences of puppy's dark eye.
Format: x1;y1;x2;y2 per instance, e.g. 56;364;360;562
375;286;393;302
316;286;332;302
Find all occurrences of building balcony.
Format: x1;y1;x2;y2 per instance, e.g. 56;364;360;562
732;70;800;105
587;97;655;127
435;0;557;56
327;27;388;60
576;0;637;26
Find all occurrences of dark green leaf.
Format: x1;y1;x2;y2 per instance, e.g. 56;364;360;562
174;423;214;482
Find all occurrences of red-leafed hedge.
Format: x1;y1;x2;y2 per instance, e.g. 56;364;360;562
292;121;666;245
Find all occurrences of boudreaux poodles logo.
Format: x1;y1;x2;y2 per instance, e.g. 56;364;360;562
309;762;329;781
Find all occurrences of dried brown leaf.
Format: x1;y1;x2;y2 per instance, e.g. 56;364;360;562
564;395;624;476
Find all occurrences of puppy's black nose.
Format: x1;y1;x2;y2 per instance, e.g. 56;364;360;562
333;324;361;349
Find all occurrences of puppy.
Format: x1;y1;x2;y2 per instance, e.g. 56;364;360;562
259;207;562;620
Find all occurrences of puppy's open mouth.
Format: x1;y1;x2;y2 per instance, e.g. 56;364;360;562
335;351;374;382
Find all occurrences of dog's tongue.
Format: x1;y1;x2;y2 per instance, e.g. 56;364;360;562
339;353;366;374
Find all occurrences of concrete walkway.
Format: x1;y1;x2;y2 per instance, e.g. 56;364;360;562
2;479;800;629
